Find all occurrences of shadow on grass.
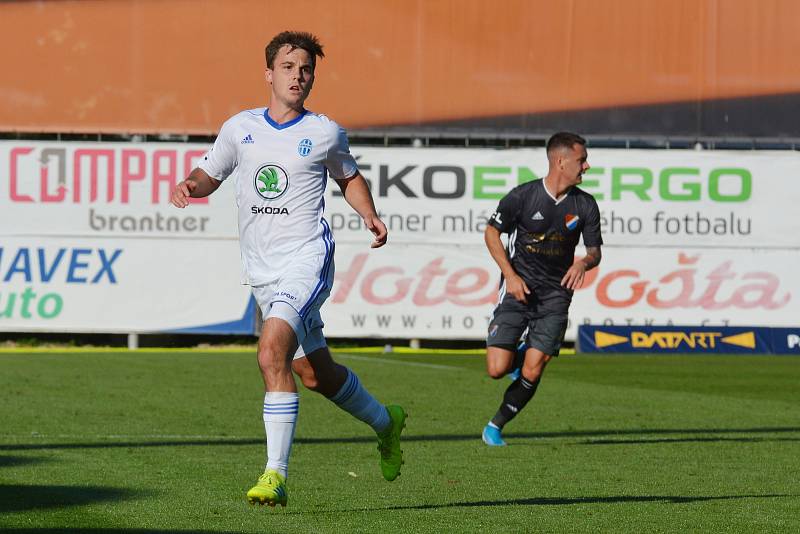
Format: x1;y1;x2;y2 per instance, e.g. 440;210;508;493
1;426;798;451
0;455;46;468
384;493;796;510
291;493;795;514
579;436;800;445
0;484;144;513
0;531;240;534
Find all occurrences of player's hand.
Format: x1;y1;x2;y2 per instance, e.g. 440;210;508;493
561;261;587;290
170;179;197;208
364;214;388;248
507;273;531;303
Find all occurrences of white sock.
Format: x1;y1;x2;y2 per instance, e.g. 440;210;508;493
330;369;390;434
263;391;299;480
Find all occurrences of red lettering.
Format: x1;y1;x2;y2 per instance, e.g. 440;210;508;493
594;255;791;312
646;269;695;308
332;253;368;303
151;150;177;203
412;258;447;306
596;270;647;308
692;261;736;309
121;149;146;204
40;155;66;203
10;147;34;202
9;146;217;205
730;272;790;309
73;149;115;202
361;267;412;304
446;267;497;306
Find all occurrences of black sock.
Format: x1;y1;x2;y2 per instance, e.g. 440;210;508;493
490;375;540;429
512;344;526;370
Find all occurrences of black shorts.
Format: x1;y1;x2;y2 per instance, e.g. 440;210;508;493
486;291;569;357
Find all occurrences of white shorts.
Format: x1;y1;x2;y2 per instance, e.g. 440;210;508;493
251;262;333;360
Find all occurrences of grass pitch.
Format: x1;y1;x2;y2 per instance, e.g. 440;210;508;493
0;348;798;533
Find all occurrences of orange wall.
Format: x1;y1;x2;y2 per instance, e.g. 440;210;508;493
2;0;800;134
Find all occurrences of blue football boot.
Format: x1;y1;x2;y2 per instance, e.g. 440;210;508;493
482;423;507;446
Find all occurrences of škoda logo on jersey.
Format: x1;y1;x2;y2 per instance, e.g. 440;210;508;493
253;164;289;200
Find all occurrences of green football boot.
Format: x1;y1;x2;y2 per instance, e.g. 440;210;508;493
246;469;288;507
377;405;407;481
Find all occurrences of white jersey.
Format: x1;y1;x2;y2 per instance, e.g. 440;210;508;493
198;108;358;285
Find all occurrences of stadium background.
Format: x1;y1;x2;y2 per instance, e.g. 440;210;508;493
1;0;799;347
2;5;799;532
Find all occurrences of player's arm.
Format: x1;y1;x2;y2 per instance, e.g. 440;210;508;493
486;190;529;303
170;168;222;208
562;195;604;289
335;172;387;248
561;246;602;290
484;225;530;303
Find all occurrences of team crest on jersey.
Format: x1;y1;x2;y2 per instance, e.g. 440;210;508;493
565;214;580;230
297;138;313;157
254;164;289;200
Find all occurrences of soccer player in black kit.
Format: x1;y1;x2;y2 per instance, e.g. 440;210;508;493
481;132;603;446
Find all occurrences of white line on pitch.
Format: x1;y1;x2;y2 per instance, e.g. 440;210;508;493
0;434;254;440
336;353;463;370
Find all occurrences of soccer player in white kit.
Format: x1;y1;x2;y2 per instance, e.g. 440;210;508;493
170;31;406;507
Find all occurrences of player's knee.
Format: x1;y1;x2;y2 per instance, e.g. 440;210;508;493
486;363;509;379
299;372;321;391
521;363;545;382
292;360;321;391
258;357;288;377
257;345;290;375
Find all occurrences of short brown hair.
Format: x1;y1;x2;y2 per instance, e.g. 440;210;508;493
546;132;586;154
265;31;325;70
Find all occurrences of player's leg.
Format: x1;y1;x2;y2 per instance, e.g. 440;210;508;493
247;284;306;506
486;295;530;378
292;330;406;481
292;344;391;433
487;347;550;432
259;316;299;391
485;345;515;378
292;347;345;395
487;339;527;381
485;307;568;445
247;315;298;506
257;314;300;473
508;338;528;381
483;296;529;445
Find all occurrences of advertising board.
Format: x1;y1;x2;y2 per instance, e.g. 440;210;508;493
2;142;797;338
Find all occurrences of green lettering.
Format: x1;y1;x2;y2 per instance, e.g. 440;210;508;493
612;168;653;200
659;167;701;201
709;168;751;202
581;167;604;200
474;166;510;199
517;167;538;185
38;293;63;319
0;293;16;318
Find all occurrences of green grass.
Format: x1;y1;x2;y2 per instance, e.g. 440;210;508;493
0;350;798;533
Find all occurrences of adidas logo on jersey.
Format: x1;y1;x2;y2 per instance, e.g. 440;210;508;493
241;134;254;144
532;211;544;220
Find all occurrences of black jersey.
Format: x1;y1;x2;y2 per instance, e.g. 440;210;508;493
488;179;603;297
